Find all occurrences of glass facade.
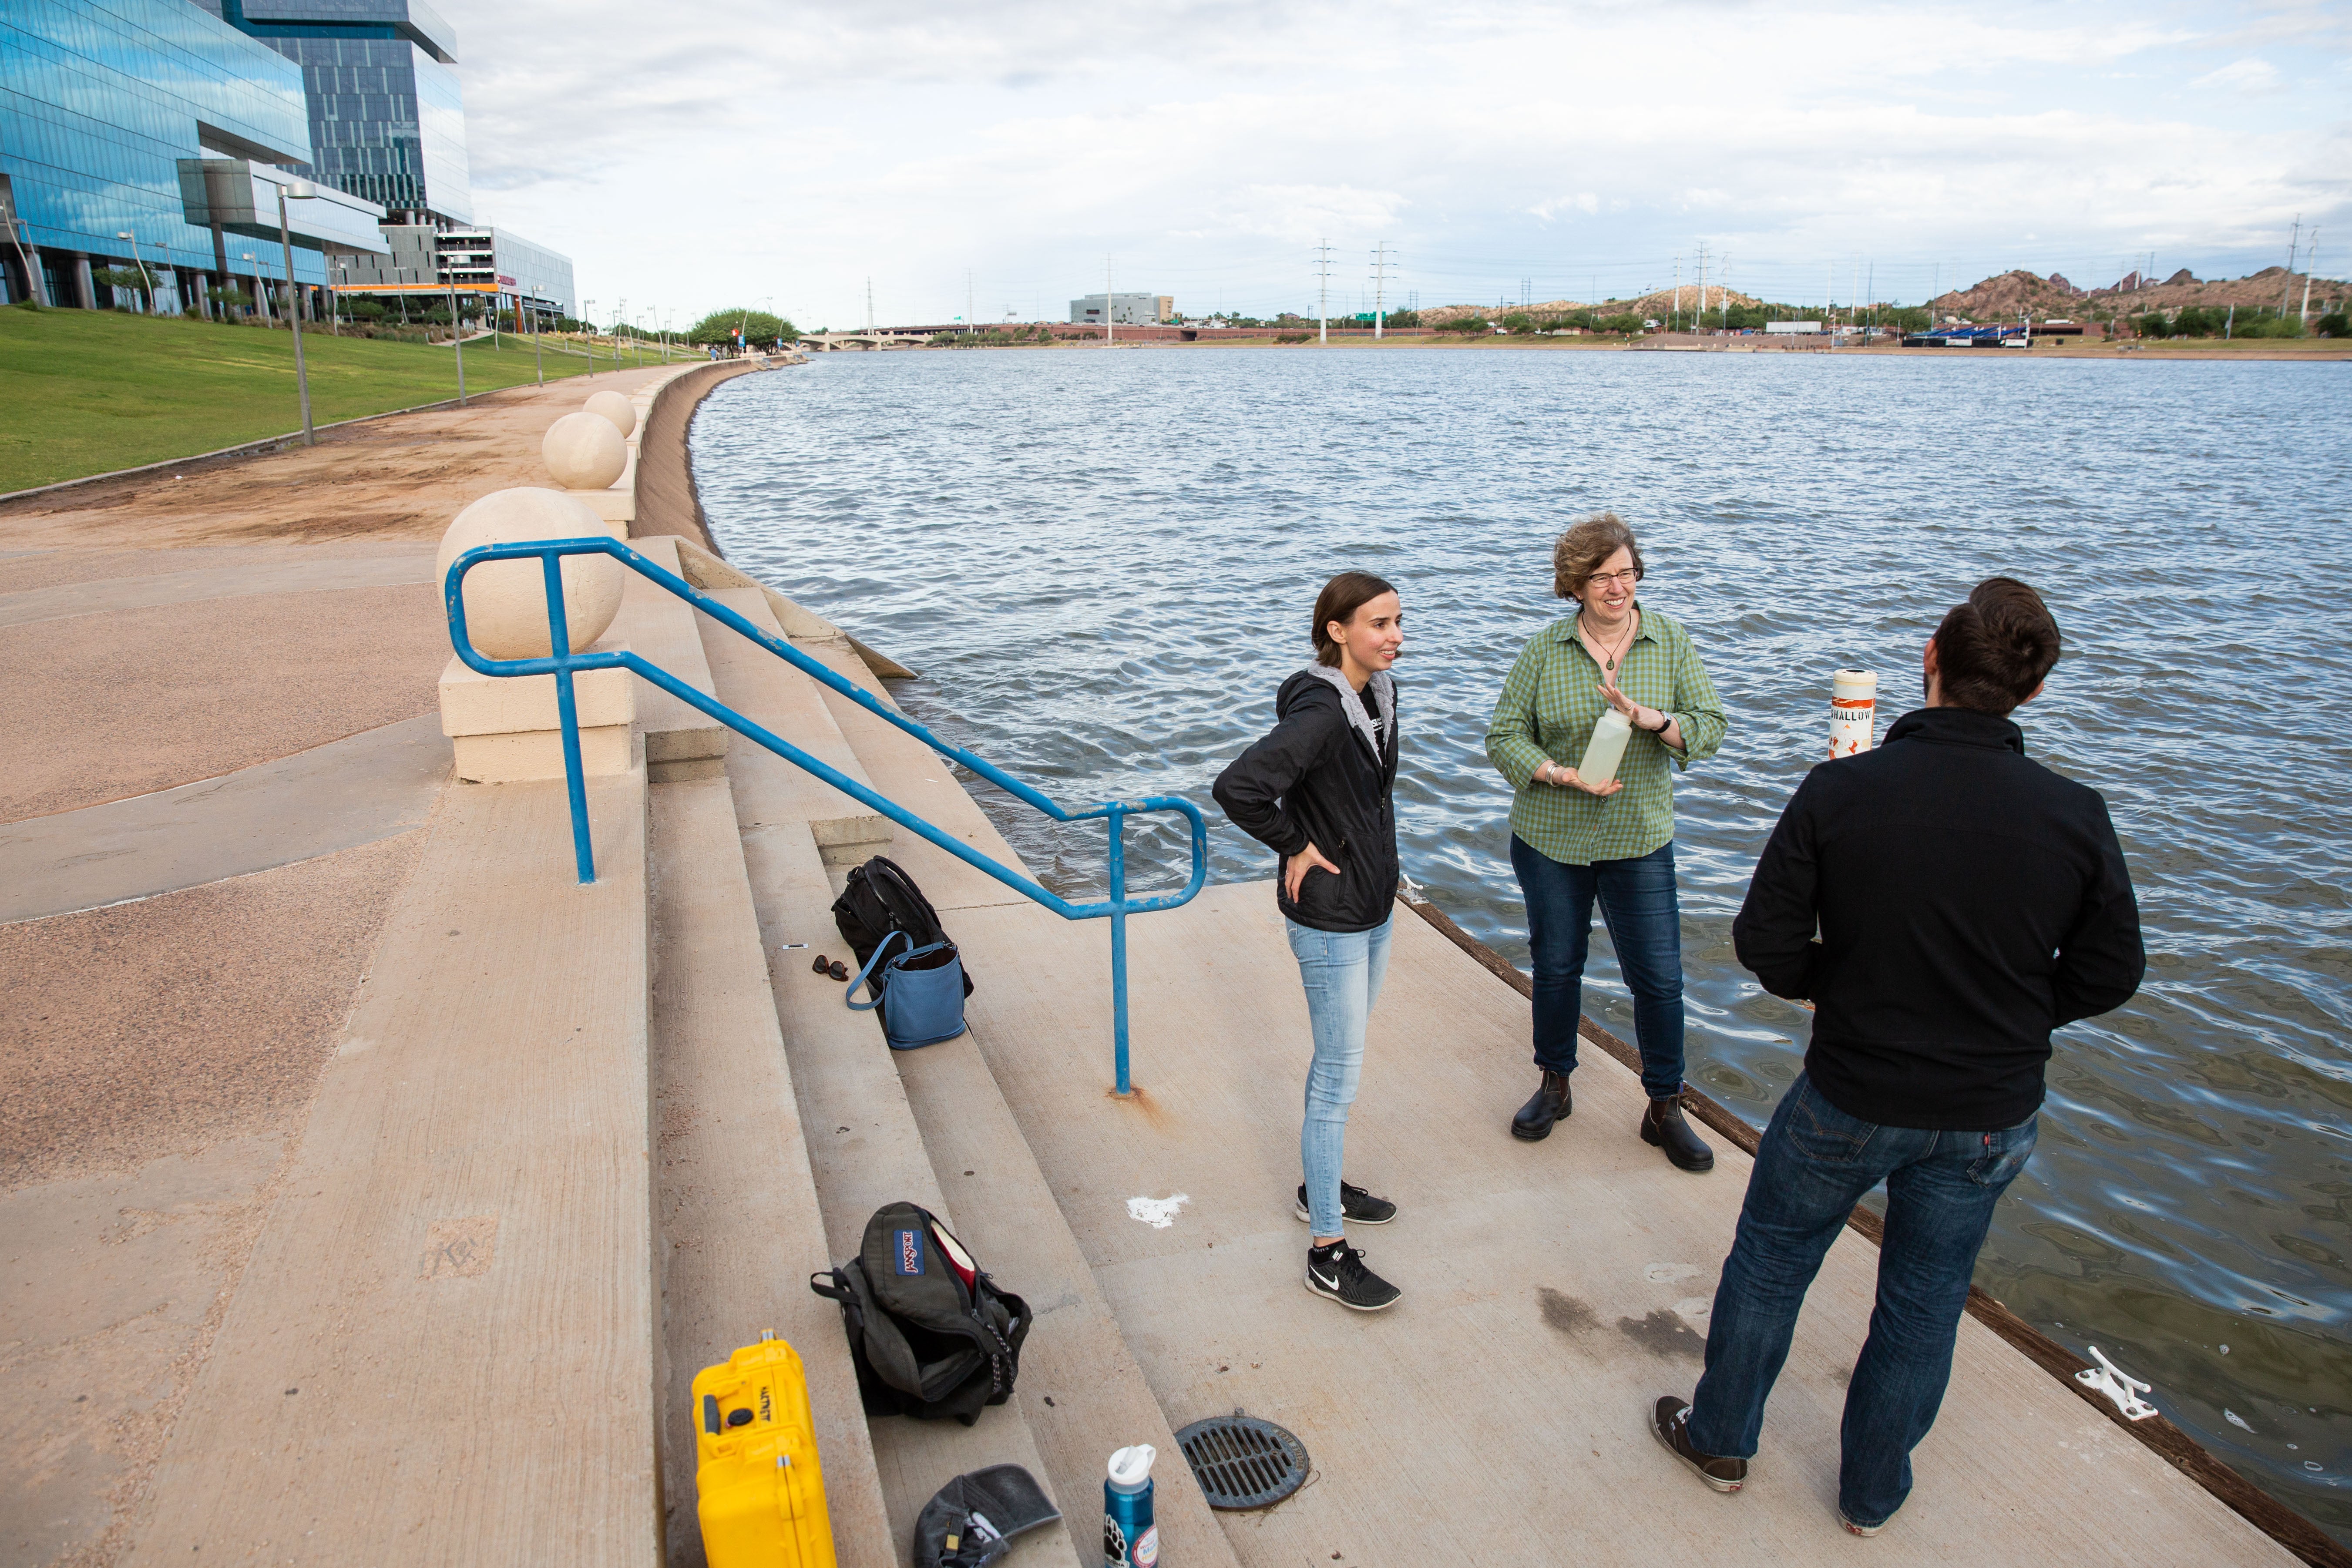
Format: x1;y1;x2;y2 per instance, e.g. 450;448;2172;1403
0;0;329;297
1;0;561;317
202;0;471;225
489;227;573;317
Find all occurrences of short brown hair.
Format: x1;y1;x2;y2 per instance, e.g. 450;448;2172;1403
1310;571;1397;667
1932;577;2061;715
1553;512;1645;600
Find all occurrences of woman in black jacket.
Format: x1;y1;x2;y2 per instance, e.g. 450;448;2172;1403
1212;571;1406;1313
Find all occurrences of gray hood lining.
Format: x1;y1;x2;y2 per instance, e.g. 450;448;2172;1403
1301;664;1395;761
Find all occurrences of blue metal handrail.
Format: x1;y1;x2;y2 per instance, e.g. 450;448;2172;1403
444;535;1206;1093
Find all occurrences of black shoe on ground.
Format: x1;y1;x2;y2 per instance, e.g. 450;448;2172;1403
1304;1240;1401;1312
1651;1397;1746;1493
1511;1069;1572;1141
1642;1094;1715;1171
1294;1181;1398;1226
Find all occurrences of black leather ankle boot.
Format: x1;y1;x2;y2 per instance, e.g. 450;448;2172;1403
1511;1070;1572;1142
1642;1095;1714;1171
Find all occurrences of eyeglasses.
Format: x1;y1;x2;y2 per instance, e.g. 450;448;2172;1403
1581;568;1642;589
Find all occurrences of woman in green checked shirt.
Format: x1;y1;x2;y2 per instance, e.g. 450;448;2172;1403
1484;512;1729;1171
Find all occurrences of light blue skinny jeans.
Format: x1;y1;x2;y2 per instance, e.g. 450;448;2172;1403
1285;914;1394;1239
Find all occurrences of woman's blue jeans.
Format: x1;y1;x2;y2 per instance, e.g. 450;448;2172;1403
1686;1072;2040;1528
1284;914;1393;1239
1509;834;1686;1100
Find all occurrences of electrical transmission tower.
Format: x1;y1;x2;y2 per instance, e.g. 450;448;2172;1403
1315;239;1334;345
1370;241;1397;339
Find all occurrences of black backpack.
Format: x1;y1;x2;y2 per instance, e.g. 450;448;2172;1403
809;1202;1031;1425
831;856;976;1017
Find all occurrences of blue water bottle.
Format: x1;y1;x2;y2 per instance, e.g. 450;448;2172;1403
1103;1443;1158;1568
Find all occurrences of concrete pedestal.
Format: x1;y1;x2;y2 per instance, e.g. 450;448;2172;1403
440;633;637;784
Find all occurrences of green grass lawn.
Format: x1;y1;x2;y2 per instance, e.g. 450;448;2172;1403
0;304;652;494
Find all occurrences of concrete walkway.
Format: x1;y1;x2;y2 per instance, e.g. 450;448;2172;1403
0;714;449;923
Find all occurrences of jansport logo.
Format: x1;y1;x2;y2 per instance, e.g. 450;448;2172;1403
894;1229;924;1275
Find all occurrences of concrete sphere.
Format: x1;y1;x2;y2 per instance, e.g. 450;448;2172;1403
436;488;623;659
583;389;638;439
541;410;627;490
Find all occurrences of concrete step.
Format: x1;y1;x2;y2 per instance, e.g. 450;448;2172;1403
611;534;728;783
647;773;894;1568
792;645;1241;1568
124;757;662;1567
697;581;1231;1565
705;624;1082;1567
693;587;890;854
788;638;1043;912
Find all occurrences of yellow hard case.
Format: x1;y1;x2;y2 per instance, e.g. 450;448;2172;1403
692;1335;837;1568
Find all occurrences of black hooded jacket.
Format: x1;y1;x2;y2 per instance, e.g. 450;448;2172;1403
1733;706;2144;1130
1213;668;1400;933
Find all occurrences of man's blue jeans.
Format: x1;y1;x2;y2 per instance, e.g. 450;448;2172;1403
1687;1072;2040;1527
1510;834;1685;1100
1285;915;1393;1239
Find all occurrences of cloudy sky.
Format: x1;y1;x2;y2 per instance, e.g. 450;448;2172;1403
449;0;2350;329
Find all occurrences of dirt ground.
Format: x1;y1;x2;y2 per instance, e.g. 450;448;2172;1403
0;363;696;1568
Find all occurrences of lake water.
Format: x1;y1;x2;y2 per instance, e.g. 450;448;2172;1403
694;344;2352;1539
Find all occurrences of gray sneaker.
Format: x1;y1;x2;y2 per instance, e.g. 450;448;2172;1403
1652;1397;1747;1492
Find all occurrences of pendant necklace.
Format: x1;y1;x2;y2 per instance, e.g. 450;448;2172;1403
1585;611;1634;672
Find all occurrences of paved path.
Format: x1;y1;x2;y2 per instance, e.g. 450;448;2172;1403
0;551;431;629
0;714;450;923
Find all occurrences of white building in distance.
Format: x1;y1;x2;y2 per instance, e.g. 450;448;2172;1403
1071;292;1173;325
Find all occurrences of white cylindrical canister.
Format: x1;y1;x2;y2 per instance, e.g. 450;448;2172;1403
1829;669;1877;757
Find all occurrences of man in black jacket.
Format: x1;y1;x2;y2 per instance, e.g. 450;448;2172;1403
1651;577;2143;1535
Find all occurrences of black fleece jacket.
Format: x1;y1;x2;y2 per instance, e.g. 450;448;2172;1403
1213;670;1400;933
1733;706;2144;1130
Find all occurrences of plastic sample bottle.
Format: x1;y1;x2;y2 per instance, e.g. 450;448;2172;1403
1576;706;1633;788
1103;1444;1158;1567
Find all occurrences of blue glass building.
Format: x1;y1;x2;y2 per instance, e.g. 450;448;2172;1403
197;0;473;226
0;0;377;307
2;0;571;321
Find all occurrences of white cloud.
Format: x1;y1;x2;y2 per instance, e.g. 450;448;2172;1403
1528;192;1602;221
440;0;2352;325
2191;57;2286;94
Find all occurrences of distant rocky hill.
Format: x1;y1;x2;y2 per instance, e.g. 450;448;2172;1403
1928;266;2346;320
1424;266;2347;327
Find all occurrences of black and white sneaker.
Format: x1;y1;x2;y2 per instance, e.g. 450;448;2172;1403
1304;1240;1401;1312
1294;1181;1398;1226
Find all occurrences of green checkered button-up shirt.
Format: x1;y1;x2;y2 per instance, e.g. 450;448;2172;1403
1485;605;1728;866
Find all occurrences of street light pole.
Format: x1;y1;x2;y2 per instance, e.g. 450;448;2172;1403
273;181;321;444
114;231;153;312
445;261;466;406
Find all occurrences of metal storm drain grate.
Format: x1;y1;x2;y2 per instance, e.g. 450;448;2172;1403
1174;1413;1310;1509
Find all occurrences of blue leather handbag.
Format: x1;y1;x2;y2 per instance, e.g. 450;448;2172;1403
844;930;969;1050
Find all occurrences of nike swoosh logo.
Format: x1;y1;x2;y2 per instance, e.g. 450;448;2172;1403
1310;1268;1339;1289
